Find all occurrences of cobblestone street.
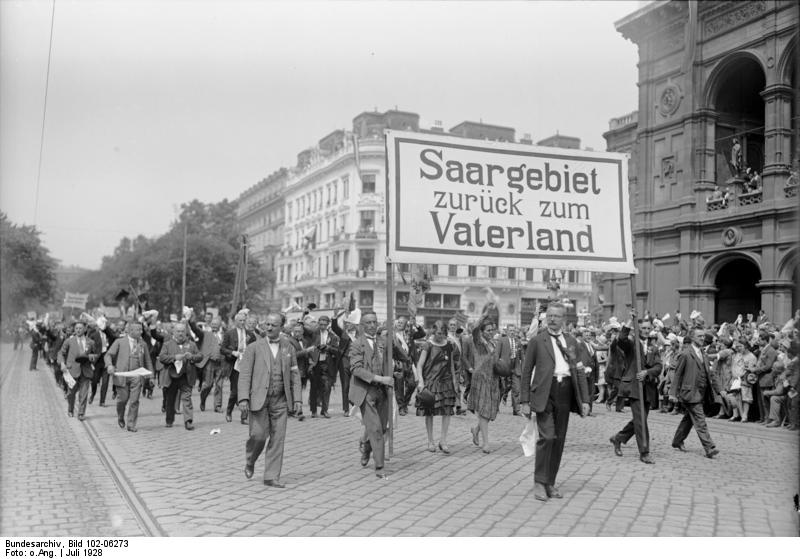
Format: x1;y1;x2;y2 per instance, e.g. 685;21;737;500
2;343;798;537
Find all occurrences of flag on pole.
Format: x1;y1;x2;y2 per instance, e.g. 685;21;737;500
230;235;248;314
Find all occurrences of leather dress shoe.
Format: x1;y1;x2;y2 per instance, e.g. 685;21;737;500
225;413;232;423
672;442;686;452
200;402;205;412
185;421;195;431
639;453;655;464
311;412;318;419
375;469;388;479
244;465;254;479
360;441;371;467
165;422;173;428
546;485;563;499
705;448;720;459
126;426;138;433
264;479;285;488
99;403;106;407
214;407;221;413
240;417;247;425
78;414;85;422
610;436;623;457
533;482;549;502
118;418;126;429
321;411;331;419
68;411;74;418
765;421;781;428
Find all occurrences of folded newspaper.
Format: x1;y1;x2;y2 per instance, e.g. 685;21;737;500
113;367;153;378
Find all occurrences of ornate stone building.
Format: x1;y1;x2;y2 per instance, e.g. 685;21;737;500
602;0;798;323
235;168;287;308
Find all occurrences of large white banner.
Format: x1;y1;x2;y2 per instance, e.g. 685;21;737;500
63;292;89;309
385;130;635;274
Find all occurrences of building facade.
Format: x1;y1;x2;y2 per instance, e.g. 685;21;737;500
602;0;798;324
271;109;594;327
235;168;287;308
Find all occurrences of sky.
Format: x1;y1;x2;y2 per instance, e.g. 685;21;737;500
0;0;642;270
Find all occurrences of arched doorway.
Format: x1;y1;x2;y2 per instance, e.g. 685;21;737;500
715;259;761;323
711;57;766;183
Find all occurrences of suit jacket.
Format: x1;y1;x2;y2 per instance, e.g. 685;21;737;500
59;336;97;379
188;320;223;368
617;327;662;405
330;318;352;375
348;334;386;408
286;336;312;378
754;344;778;388
307;328;341;369
237;336;300;411
670;346;720;404
158;339;203;388
575;340;598;379
220;327;257;375
104;336;155;387
520;330;589;414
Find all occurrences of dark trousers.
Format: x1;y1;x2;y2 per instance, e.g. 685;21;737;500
755;384;769;422
393;369;416;411
339;366;351;413
29;347;39;370
534;378;573;486
67;376;91;415
788;393;799;428
90;362;106;401
586;371;597;412
501;373;521;413
361;386;389;470
672;401;716;452
246;393;288;481
227;369;241;416
614;397;650;455
309;362;332;414
164;375;194;425
99;370;111;405
199;361;220;407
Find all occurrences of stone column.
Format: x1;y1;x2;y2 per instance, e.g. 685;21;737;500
760;84;794;199
693;108;718;190
756;279;794;324
677;286;718;322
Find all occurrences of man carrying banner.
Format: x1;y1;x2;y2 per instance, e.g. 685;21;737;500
520;302;590;502
608;314;662;464
105;321;154;432
349;312;394;478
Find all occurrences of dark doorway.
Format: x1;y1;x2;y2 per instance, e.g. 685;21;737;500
715;259;761;323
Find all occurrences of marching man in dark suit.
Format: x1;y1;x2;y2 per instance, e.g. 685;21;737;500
238;313;301;488
349;312;395;478
608;316;662;464
105;321;154;432
521;302;590;502
669;327;721;458
189;315;224;412
59;319;98;421
158;323;203;430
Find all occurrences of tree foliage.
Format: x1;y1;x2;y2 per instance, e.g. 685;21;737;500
0;212;58;318
68;199;269;318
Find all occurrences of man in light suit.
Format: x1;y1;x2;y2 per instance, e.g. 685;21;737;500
220;311;257;423
238;313;301;488
59;320;98;421
669;327;721;458
158;323;203;430
348;312;394;478
105;321;154;432
189;315;224;412
521;302;589;502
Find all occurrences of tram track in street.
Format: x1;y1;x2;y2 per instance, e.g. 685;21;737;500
39;357;165;537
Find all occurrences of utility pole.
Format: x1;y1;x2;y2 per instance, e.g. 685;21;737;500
181;219;188;309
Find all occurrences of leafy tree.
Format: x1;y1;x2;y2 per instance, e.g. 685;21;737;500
0;213;58;318
68;199;268;319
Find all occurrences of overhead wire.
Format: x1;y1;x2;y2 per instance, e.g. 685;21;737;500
33;0;57;227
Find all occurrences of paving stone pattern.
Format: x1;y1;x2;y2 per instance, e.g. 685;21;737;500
2;343;798;536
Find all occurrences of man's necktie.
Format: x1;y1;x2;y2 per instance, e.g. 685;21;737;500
550;333;570;362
